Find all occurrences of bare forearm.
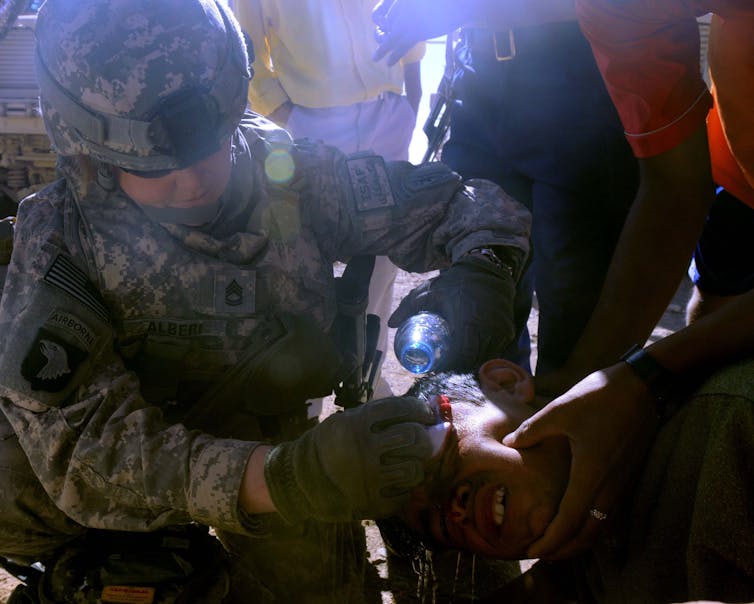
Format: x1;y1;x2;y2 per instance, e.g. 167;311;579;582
239;445;275;513
567;127;714;376
649;288;754;375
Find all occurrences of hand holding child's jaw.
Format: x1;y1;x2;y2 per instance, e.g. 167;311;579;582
503;363;657;559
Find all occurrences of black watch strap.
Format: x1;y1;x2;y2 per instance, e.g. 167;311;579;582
463;247;515;278
619;344;674;412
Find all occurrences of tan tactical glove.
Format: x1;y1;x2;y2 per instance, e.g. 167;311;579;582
264;396;435;524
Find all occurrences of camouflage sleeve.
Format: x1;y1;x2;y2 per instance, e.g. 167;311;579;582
287;143;532;273
0;190;258;534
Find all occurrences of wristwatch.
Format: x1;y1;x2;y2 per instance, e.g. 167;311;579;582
619;344;674;414
463;246;515;278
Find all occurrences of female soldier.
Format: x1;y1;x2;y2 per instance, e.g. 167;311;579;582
0;0;530;601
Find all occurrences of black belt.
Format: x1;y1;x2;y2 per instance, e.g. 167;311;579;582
462;22;589;62
464;28;517;61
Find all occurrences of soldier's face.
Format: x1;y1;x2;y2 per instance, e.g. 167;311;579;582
402;361;570;559
117;138;232;210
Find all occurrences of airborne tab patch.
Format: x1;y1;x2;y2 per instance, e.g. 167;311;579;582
346;155;395;212
46;309;98;350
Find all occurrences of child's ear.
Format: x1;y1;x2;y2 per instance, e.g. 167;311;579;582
478;358;534;404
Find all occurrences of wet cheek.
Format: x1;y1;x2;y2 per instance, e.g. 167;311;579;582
462;439;509;463
465;442;518;478
528;500;557;539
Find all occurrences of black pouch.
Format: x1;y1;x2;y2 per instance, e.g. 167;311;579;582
39;525;229;604
182;313;343;437
238;313;343;416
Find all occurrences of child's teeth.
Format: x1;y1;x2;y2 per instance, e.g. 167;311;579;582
493;486;505;525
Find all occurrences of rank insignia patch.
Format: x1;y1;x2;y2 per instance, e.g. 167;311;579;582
213;269;256;314
21;328;87;392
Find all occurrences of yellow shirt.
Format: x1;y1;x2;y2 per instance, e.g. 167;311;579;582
234;0;425;116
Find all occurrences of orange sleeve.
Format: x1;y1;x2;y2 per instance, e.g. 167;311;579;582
575;0;711;158
707;14;754;207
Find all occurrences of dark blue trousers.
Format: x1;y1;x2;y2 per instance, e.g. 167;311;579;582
689;187;754;296
441;22;638;373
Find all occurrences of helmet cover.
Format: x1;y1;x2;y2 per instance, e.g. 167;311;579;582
35;0;251;170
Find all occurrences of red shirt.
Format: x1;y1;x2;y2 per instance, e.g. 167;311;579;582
576;0;754;207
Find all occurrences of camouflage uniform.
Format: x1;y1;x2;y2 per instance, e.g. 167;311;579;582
0;114;530;598
0;0;530;601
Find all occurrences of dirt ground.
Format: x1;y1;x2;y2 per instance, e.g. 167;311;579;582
0;269;691;602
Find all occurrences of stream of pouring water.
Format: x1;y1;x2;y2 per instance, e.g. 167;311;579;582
414;551;478;603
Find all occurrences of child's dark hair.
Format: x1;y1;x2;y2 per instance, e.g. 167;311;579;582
405;371;487;408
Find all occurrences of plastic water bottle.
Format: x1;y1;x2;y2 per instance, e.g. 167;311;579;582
393;312;451;374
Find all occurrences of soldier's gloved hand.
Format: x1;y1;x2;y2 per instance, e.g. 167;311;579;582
264;396;435;524
389;250;520;372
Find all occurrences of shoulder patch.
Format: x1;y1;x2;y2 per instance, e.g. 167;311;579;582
44;254;110;324
21;326;87;392
346;155;395;212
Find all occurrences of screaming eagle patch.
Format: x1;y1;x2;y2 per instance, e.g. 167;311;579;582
21;327;87;392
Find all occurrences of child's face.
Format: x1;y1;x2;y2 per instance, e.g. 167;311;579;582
117;138;232;214
403;361;571;559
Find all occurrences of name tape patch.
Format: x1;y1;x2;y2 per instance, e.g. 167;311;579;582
347;156;395;212
121;318;227;339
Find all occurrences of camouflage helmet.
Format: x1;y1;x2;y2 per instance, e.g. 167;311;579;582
34;0;251;171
